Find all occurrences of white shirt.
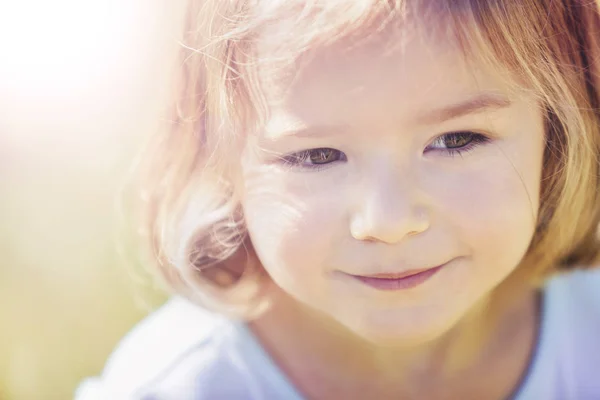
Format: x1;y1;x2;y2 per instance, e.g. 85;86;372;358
75;269;600;399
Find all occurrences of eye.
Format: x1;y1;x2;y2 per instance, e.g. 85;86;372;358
281;147;347;169
426;131;490;156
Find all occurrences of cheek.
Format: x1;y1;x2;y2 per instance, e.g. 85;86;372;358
432;147;542;273
241;166;347;287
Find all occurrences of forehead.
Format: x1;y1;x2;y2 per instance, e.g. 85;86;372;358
255;13;524;132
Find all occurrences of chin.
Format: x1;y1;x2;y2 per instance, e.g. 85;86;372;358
339;311;458;349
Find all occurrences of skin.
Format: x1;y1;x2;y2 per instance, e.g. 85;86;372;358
238;14;545;400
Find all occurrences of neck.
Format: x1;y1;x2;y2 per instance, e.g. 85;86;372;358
248;272;540;399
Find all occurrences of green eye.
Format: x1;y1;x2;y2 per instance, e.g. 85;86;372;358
426;131;490;156
308;148;343;164
440;132;474;148
282;147;347;170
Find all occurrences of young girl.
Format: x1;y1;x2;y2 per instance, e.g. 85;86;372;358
77;0;600;399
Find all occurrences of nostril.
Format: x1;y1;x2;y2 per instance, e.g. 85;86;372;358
349;208;429;244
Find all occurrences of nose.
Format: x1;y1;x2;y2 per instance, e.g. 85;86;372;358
350;169;430;244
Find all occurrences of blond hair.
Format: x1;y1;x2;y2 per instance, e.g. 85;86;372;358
132;0;600;317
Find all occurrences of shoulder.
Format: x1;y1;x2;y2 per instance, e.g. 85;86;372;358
546;267;600;335
520;268;600;399
548;267;600;302
75;297;243;399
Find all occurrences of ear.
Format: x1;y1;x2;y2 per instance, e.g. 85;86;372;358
191;234;274;318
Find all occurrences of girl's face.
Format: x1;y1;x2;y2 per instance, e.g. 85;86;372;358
240;21;545;344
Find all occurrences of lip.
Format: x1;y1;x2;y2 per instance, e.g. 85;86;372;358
347;265;445;291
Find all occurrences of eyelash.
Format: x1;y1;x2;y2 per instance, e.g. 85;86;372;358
425;131;491;157
280;131;490;170
279;148;347;171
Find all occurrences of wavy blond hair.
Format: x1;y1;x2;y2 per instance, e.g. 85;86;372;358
131;0;600;317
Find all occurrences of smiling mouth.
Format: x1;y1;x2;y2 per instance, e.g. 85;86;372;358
347;265;445;291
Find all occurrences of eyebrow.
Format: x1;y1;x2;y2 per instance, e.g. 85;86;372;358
266;93;513;139
417;93;513;124
264;124;350;139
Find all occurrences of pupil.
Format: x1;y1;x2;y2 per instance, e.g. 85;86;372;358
446;132;471;148
310;149;334;164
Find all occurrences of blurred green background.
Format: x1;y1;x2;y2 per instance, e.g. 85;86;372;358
0;1;184;398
